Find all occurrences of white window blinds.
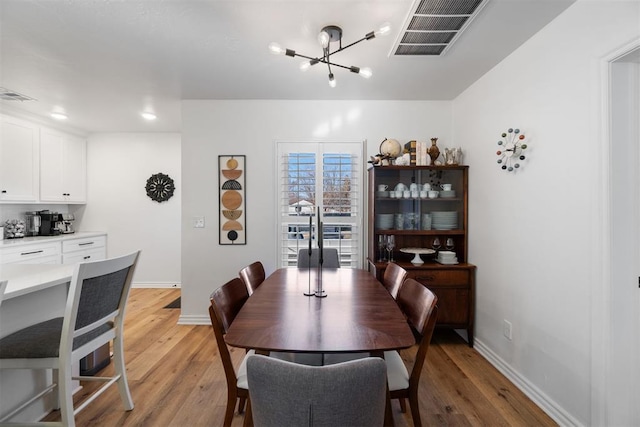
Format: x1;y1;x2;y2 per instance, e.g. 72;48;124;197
276;141;364;268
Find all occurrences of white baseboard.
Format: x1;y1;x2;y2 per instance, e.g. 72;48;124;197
474;338;582;427
177;314;210;325
132;282;181;289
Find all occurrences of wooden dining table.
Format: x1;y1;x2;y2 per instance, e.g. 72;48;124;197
225;267;415;426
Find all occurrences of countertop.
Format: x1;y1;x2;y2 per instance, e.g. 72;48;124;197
0;231;106;248
0;263;75;300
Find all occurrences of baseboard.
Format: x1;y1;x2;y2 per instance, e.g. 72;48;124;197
177;314;211;325
474;339;582;427
132;282;181;289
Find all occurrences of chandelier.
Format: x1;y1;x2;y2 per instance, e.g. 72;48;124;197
268;23;391;88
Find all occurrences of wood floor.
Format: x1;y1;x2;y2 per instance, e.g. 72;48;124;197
44;288;557;426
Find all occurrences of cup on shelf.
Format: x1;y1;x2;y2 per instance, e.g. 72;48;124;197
419;190;428;199
411;190;419;198
441;183;452;191
378;184;389;191
428;190;439;199
422;183;431;191
403;190;411;199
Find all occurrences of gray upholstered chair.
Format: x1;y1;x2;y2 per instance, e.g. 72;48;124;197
0;251;140;426
246;354;387;427
297;248;340;268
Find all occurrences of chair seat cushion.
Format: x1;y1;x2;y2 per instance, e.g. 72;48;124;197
384;350;410;391
236;349;256;389
0;318;114;359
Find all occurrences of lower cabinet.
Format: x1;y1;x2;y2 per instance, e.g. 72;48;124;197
0;241;61;264
62;235;106;264
370;262;476;346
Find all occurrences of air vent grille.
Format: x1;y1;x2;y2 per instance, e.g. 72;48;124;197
0;88;36;102
392;0;488;56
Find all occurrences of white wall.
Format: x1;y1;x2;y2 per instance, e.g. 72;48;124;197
453;1;640;425
180;100;452;323
77;133;181;286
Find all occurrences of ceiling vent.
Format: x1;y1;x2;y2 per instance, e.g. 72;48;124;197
0;88;36;102
392;0;488;56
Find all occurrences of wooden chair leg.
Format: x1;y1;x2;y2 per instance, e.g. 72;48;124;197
409;393;422;427
223;393;236;427
243;399;253;427
238;396;246;413
399;397;407;413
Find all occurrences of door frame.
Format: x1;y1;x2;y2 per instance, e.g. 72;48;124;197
593;38;640;426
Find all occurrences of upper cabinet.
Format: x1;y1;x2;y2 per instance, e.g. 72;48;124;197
40;129;87;203
0;114;86;204
0;115;40;202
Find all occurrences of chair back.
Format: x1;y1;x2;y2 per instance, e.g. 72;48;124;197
396;278;438;389
239;261;266;296
247;354;387;427
209;278;250;391
382;262;407;300
0;280;7;307
297;248;340;268
61;251;140;358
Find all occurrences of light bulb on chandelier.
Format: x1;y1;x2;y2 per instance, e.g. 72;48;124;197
269;22;390;87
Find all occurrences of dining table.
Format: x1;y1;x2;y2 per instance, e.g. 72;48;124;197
225;267;416;426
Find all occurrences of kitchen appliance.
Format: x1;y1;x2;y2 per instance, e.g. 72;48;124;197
25;211;41;236
38;210;61;236
60;213;75;234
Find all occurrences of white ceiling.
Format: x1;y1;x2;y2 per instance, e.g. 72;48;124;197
0;0;574;134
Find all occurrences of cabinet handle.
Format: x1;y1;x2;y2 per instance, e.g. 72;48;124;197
1;190;6;193
79;242;94;246
83;255;91;260
21;250;44;256
416;275;436;282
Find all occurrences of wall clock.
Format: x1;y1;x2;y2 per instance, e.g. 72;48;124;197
145;173;175;202
496;128;527;172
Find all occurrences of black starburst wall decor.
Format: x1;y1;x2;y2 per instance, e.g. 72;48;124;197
145;173;175;202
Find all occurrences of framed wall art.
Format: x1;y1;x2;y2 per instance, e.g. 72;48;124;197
219;155;246;245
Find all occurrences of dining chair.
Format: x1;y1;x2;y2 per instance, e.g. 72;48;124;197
0;251;140;427
297;248;340;268
382;262;408;300
386;277;438;427
0;280;7;307
246;354;387;427
209;277;253;427
238;261;265;296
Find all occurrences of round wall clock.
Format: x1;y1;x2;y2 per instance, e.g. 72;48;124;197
496;128;527;172
146;173;175;202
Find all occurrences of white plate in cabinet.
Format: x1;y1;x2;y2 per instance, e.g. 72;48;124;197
0;242;61;265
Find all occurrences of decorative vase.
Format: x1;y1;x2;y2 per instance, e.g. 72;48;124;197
427;138;440;164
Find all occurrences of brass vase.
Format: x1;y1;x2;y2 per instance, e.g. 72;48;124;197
427;138;440;164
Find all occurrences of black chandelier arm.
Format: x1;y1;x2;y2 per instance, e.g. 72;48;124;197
327;35;369;57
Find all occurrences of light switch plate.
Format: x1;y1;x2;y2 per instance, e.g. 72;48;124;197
193;216;205;228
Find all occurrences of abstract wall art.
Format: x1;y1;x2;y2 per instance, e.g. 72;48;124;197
219;155;246;245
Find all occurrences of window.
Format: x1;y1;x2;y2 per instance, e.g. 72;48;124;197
276;141;364;268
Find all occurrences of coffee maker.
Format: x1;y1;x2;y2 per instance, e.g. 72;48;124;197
60;213;75;234
38;210;61;236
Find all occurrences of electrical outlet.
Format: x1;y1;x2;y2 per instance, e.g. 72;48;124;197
503;319;513;340
193;216;205;228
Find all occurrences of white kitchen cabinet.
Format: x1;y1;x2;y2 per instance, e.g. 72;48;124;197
62;235;106;264
0;115;40;202
40;129;87;203
0;241;61;265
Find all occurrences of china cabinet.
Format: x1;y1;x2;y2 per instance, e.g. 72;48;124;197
367;165;476;346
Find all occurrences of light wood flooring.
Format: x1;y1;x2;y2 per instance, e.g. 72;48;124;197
44;288;557;426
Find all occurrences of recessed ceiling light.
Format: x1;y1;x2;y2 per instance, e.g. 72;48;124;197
51;112;68;120
141;112;157;121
